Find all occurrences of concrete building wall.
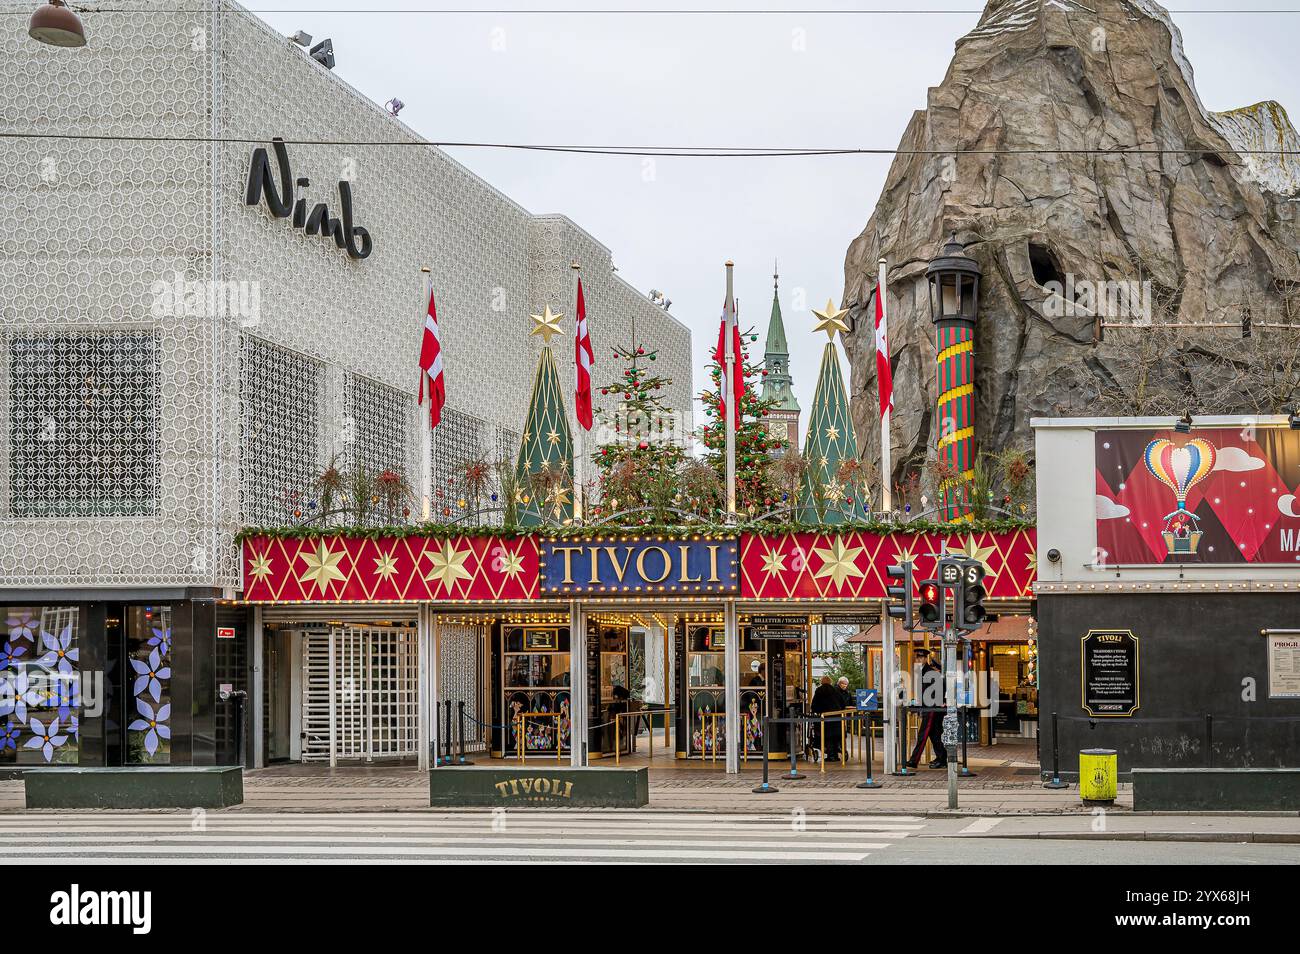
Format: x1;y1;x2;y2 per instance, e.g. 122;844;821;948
0;1;692;593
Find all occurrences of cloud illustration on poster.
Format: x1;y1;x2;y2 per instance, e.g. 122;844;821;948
1096;494;1130;520
1279;494;1300;519
1212;446;1265;472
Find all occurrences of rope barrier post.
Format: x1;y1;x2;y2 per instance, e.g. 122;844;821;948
857;710;882;789
820;716;827;775
443;700;453;767
783;716;807;780
890;706;913;776
752;716;778;793
556;714;562;765
1205;713;1214;768
958;707;976;778
1043;711;1068;789
456;701;474;765
615;714;621;766
516;714;524;764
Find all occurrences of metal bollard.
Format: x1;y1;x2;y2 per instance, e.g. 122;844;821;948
456;701;474;765
958;707;978;778
856;712;882;789
1043;710;1068;789
752;716;778;793
783;716;806;780
1205;713;1214;769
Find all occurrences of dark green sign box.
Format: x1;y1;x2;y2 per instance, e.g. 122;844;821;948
25;767;244;810
1132;768;1300;811
429;766;649;808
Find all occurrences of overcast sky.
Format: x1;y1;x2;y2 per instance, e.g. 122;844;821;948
255;0;1298;419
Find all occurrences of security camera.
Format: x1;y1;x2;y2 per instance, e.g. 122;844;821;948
310;38;335;70
289;30;312;47
1046;548;1061;564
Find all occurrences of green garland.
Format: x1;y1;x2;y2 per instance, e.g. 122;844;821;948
237;515;1034;543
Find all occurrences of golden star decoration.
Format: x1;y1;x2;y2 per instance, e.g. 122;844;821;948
760;549;787;577
812;299;851;340
546;428;561;446
424;541;474;592
947;536;998;576
248;552;273;582
824;424;840;441
529;304;564;344
373;551;400;581
824;479;845;503
812;536;866;589
497;549;525;579
297;543;347;595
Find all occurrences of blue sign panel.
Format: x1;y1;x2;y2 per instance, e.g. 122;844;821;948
855;688;879;711
539;537;739;596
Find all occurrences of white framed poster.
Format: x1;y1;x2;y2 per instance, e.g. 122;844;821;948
1265;631;1300;699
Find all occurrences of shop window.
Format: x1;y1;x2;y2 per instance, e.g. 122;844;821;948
1;606;81;765
7;332;159;517
125;606;172;764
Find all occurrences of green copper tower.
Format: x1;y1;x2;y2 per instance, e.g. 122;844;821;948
515;305;574;526
760;265;800;454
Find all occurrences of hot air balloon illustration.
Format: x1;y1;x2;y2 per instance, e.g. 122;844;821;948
1143;437;1217;555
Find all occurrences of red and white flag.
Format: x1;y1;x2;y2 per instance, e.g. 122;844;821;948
574;277;594;430
418;286;445;430
874;283;893;417
714;297;744;426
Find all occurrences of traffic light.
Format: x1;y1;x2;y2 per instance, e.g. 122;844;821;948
886;562;914;631
955;561;987;631
917;579;944;630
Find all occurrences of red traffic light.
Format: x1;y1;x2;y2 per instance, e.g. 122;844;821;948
921;583;939;602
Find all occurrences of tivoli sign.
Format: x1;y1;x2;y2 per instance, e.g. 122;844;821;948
245;138;373;260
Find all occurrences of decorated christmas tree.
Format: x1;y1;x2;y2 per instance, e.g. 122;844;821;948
798;300;870;524
698;319;787;516
515;305;574;526
590;338;687;522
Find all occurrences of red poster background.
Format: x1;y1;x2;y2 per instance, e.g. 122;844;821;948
1095;427;1300;564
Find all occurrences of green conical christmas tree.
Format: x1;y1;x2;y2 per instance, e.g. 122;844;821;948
515;306;574;526
798;302;869;524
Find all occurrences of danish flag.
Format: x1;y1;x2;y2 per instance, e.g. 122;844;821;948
574;278;594;430
418;286;445;430
875;283;893;417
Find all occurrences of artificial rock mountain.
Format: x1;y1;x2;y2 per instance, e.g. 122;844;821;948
841;0;1300;495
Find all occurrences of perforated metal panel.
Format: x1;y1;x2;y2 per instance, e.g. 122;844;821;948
439;622;485;748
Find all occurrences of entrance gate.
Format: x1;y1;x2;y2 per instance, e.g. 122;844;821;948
301;626;419;763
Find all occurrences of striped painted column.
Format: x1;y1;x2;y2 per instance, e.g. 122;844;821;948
936;322;975;521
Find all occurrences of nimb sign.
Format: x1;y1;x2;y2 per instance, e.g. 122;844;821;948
539;537;740;596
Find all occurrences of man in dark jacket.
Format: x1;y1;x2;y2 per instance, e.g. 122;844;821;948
907;648;948;769
811;675;844;761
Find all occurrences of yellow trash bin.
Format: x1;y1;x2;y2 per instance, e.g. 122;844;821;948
1079;748;1117;803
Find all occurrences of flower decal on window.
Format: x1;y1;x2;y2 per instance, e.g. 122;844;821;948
127;699;170;757
0;671;44;724
131;648;170;703
0;642;26;669
147;627;172;657
0;721;19;752
23;717;67;763
5;613;37;644
36;625;78;675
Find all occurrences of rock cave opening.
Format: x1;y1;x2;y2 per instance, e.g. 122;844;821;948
1028;242;1066;289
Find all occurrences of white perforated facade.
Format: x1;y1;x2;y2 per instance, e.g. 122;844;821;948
0;2;693;593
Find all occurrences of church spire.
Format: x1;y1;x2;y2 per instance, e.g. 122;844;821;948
761;262;798;413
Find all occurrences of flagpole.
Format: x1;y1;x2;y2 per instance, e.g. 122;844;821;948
723;261;737;522
571;260;584;523
877;256;897;775
878;257;892;513
419;265;433;521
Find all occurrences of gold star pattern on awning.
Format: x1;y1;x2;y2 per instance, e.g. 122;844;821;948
424;541;473;592
297;542;347;594
812;536;865;588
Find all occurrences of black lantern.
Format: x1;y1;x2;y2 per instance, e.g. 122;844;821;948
926;232;981;328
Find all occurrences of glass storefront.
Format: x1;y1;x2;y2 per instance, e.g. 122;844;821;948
1;605;81;765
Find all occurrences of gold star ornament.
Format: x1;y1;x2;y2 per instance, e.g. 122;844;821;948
247;552;274;583
297;543;347;594
424;541;473;592
529;304;564;344
812;536;865;589
812;299;851;341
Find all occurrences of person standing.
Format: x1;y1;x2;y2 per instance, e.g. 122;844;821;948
907;648;947;769
811;675;843;762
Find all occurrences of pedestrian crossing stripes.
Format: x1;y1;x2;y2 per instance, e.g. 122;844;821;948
0;812;925;864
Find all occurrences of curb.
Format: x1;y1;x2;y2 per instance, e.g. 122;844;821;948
950;831;1300;844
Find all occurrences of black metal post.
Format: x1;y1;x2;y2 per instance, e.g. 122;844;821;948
1205;713;1214;769
1043;710;1068;789
890;706;913;776
456;701;474;765
752;716;777;793
440;700;453;766
783;716;806;779
233;693;246;769
857;711;882;789
958;707;978;778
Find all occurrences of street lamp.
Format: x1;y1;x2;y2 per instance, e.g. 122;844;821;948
926;232;982;522
28;0;85;47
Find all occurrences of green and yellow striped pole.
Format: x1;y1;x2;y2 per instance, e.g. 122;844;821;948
926;234;982;523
